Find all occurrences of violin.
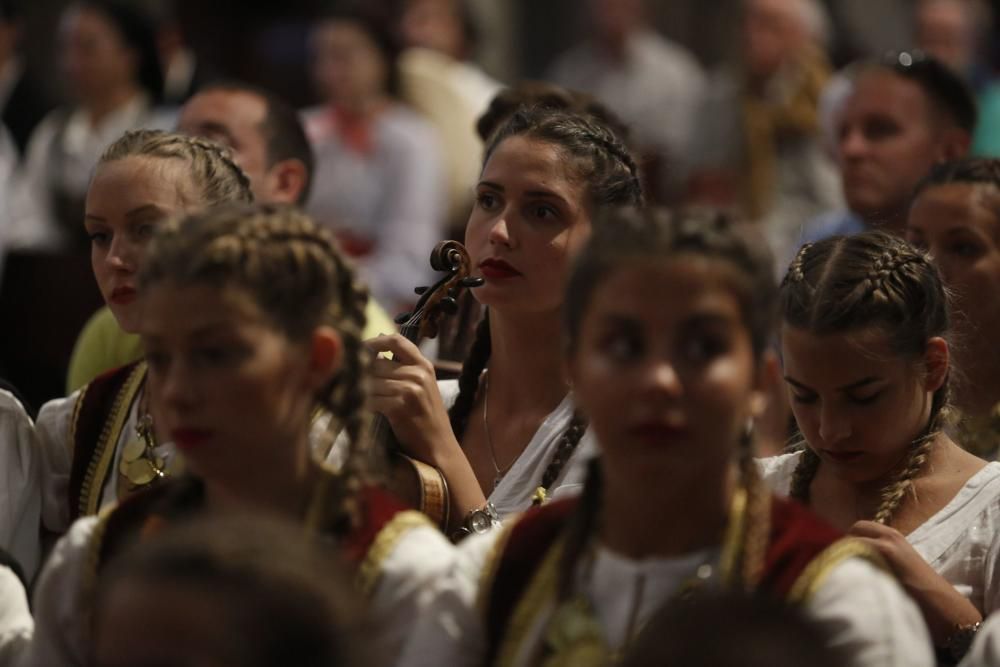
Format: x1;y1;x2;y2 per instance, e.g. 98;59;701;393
373;240;482;528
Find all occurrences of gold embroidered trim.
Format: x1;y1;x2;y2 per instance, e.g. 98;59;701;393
719;486;748;586
356;510;431;597
786;537;887;604
475;514;522;619
68;384;89;457
495;537;566;667
80;363;147;517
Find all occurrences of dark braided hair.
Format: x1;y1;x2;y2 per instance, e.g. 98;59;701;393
913;156;1000;199
447;106;644;496
782;231;952;524
558;206;778;597
139;204;372;534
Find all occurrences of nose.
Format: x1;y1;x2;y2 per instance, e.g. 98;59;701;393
838;126;867;162
641;359;682;398
155;359;197;418
487;210;514;248
106;235;136;273
818;402;851;445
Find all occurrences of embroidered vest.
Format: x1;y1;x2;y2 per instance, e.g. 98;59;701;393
481;494;881;665
68;361;147;523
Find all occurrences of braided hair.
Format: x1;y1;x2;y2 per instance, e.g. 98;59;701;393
99;129;254;207
139;204;372;534
782;232;952;525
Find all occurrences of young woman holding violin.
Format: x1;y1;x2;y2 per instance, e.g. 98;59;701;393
367;105;643;536
399;208;933;667
761;231;1000;663
10;206;454;667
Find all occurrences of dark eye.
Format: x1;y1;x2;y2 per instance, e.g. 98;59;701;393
476;192;499;211
949;240;984;259
134;223;157;241
680;333;727;365
849;391;882;406
145;349;170;374
530;204;559;220
601;331;642;363
790;391;817;405
193;347;233;367
864;118;900;141
88;231;110;246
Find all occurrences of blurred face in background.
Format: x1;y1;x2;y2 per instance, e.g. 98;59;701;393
590;0;644;49
836;71;946;226
916;0;976;76
311;19;388;109
399;0;465;59
59;5;137;103
743;0;808;80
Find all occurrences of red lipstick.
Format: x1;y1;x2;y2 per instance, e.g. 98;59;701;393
627;420;687;445
821;449;864;464
479;258;522;280
110;286;137;305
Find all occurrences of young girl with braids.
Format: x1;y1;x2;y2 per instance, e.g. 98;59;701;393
34;130;254;544
907;158;1000;460
400;208;933;667
9;205;453;666
760;231;1000;663
368;105;642;535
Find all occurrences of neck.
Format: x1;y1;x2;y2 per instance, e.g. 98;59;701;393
486;307;569;413
600;462;735;559
202;437;320;520
334;94;388;120
83;84;142;127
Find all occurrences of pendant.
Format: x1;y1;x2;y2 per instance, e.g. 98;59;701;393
121;439;146;463
121;458;158;485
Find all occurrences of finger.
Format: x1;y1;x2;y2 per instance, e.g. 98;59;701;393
848;521;890;538
365;334;427;365
368;377;430;400
369;394;407;415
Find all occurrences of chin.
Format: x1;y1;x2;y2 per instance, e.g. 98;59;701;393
109;307;141;334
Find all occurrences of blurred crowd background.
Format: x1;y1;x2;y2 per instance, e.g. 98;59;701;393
1;0;998;413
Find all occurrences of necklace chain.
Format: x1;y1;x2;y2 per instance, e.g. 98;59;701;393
483;372;514;491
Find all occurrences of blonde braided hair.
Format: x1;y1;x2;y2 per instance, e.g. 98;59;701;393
139;204;372;533
99;129;254;207
782;232;951;526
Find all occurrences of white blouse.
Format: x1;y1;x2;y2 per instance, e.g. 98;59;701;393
0;390;40;581
398;518;935;667
759;451;1000;615
10;508;455;667
437;379;598;520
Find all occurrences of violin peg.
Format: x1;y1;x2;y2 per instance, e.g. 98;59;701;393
460;277;485;288
393;312;411;324
440;297;459;314
414;286;429;295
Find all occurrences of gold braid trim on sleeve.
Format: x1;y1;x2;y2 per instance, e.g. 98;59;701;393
68;384;89;457
356;510;432;597
786;537;888;604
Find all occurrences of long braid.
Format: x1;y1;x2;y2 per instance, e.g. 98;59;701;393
788;446;821;505
737;425;769;589
448;311;491;440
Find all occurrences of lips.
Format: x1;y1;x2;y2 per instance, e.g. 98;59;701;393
170;428;213;451
109;286;137;305
820;449;864;464
479;258;522;280
627;420;687;445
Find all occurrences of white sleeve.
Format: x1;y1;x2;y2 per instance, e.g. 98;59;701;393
367;523;457;666
396;528;499;667
806;557;935;667
35;394;79;536
0;391;41;582
363;121;446;309
18;516;99;667
960;612;1000;667
0;564;32;667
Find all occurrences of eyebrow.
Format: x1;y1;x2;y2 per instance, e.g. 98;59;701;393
784;376;882;392
188;121;235;145
125;204;169;219
477;181;568;202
